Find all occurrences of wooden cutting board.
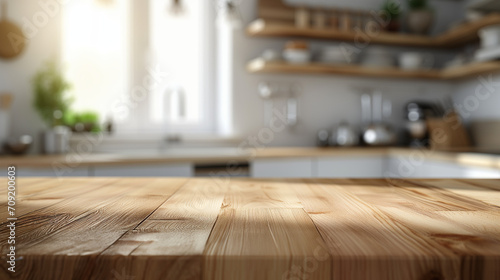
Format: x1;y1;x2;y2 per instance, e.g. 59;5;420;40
427;111;472;149
0;178;499;280
0;1;26;59
0;93;12;109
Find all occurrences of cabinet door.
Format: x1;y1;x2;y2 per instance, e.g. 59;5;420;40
422;161;500;178
388;156;500;178
316;156;386;178
386;156;433;178
93;163;193;177
251;158;313;178
388;157;461;178
456;165;500;179
13;167;90;177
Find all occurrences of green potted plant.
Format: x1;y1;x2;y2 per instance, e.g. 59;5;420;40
407;0;434;34
381;0;402;32
64;111;102;133
32;62;73;154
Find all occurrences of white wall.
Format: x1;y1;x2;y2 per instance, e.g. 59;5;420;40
451;0;500;148
0;0;63;152
452;74;500;122
452;0;500;120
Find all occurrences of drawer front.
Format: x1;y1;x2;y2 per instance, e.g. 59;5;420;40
388;157;500;179
316;157;386;178
12;167;89;177
251;158;313;178
93;164;193;177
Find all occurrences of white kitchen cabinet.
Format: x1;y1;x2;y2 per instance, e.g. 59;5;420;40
251;158;313;178
93;163;193;177
387;156;463;178
316;156;387;178
387;156;500;178
456;164;500;178
385;156;427;178
15;167;90;177
253;155;500;179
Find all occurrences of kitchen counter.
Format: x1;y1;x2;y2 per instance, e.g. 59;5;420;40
1;147;500;170
1;178;499;280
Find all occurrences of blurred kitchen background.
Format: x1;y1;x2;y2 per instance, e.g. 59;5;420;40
1;0;500;178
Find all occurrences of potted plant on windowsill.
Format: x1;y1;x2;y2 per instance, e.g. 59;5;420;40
32;62;73;154
407;0;434;34
381;0;402;32
63;111;102;133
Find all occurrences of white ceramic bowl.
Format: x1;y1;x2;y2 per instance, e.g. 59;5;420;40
283;49;311;64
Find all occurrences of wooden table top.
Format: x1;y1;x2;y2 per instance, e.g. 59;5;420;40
2;147;500;170
1;178;499;280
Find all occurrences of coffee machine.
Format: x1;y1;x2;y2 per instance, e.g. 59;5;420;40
405;101;443;147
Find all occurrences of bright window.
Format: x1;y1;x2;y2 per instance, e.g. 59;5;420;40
62;0;130;122
148;0;215;133
62;0;215;135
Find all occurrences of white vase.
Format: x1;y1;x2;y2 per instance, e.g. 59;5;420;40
43;126;71;154
407;10;434;35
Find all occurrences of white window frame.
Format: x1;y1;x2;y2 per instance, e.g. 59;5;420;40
118;0;217;136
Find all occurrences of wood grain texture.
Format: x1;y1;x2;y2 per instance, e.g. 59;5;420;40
247;14;500;49
0;178;117;218
203;208;331;280
100;179;225;280
295;179;460;279
247;58;500;81
0;178;499;280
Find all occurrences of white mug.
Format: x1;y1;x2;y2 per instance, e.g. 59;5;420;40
399;52;434;70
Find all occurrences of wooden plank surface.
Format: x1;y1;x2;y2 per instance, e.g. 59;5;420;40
203;208;331;280
0;178;498;280
294;179;461;280
100;179;225;280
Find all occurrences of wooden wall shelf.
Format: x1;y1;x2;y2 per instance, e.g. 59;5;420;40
247;59;500;81
247;13;500;48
